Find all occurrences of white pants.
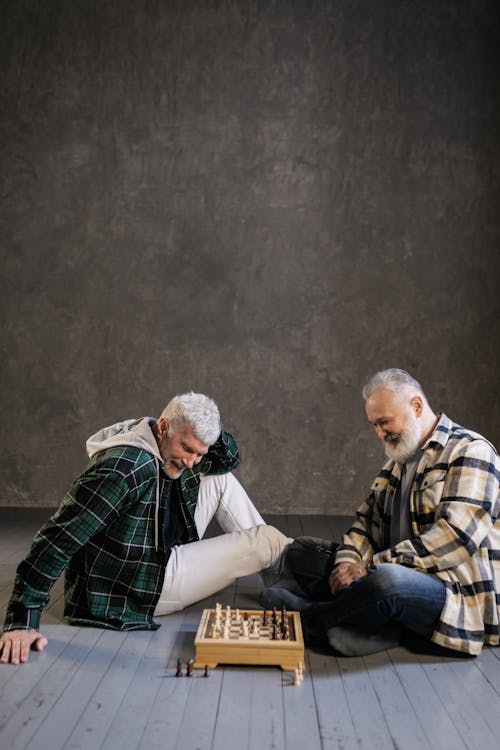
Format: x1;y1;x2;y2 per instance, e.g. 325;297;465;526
154;473;292;615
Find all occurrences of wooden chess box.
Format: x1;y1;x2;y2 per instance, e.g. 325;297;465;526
193;607;305;671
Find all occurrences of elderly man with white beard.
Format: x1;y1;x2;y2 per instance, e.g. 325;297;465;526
260;369;500;657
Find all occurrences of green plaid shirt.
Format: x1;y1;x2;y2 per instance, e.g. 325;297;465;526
4;430;240;632
336;414;500;655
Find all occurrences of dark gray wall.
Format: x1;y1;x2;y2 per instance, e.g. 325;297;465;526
1;0;499;513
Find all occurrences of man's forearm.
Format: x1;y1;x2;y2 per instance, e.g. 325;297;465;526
201;430;241;474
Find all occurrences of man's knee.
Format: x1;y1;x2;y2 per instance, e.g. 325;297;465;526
199;472;233;494
249;525;292;571
368;563;408;593
363;563;444;605
199;472;247;503
254;524;290;548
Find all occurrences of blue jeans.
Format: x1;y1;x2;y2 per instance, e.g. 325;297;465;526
301;563;447;646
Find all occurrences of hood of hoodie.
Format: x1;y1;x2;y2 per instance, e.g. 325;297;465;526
86;417;161;461
86;417;164;552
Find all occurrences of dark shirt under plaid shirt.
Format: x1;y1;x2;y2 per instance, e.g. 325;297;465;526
4;430;240;632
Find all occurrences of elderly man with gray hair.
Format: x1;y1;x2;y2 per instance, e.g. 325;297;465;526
1;392;291;664
261;369;500;657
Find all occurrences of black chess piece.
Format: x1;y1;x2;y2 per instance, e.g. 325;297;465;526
186;658;194;677
175;658;183;677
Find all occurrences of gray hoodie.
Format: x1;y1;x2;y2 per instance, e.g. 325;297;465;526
86;417;164;549
86;417;161;461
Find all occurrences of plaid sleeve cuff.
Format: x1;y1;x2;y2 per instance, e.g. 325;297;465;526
4;603;42;632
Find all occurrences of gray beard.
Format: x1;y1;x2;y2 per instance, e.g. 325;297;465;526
384;424;421;464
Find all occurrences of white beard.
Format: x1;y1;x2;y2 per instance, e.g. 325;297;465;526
383;417;421;464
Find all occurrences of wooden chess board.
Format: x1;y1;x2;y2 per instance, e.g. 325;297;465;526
193;606;305;671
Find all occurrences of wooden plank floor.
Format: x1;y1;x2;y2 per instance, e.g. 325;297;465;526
1;509;499;750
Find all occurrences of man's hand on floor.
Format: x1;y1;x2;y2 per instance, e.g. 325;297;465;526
0;629;48;664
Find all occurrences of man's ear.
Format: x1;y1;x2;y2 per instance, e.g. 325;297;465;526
157;417;170;437
410;395;423;416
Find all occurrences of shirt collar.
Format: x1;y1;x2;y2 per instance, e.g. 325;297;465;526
421;413;453;451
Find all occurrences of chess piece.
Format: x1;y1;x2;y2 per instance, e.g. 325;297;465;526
293;668;302;686
203;664;210;677
186;658;194;677
297;661;304;682
281;613;289;639
293;662;304;685
175;658;183;677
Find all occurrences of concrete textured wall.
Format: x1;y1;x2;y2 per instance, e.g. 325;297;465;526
1;0;499;512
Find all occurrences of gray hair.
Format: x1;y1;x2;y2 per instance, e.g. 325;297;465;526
362;369;425;401
160;392;221;445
